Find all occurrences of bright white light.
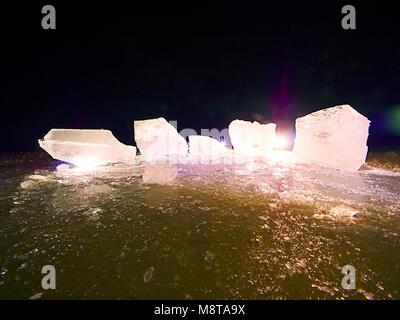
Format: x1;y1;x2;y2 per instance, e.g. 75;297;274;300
272;136;288;150
269;150;291;162
73;157;101;171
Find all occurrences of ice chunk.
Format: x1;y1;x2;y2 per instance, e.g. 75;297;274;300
330;205;360;217
20;180;36;189
228;120;276;157
134;118;188;162
292;105;370;171
29;293;43;300
142;164;177;185
188;135;226;163
38;129;136;168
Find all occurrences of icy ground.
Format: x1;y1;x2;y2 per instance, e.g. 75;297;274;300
0;152;399;299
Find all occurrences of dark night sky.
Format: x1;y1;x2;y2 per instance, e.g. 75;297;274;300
1;1;399;152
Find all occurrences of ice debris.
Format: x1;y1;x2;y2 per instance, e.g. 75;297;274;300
20;175;52;188
134;118;188;162
143;266;154;283
330;204;360;217
38;129;136;168
20;180;36;189
292;105;370;171
228;120;276;157
28;175;48;181
29;292;43;300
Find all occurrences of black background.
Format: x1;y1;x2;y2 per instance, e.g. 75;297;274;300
1;1;399;152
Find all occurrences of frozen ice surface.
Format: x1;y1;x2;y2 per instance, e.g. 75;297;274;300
142;164;178;185
292;105;370;171
38;129;136;167
228;120;276;157
2;151;400;299
188;135;226;163
134;118;188;162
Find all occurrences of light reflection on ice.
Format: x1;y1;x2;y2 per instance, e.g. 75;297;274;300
13;153;400;221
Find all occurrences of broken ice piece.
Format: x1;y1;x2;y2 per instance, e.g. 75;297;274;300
20;180;36;189
38;129;136;168
330;204;360;217
292;105;370;171
228;120;276;157
188;135;226;163
142;164;177;185
134;118;188;162
29;293;43;300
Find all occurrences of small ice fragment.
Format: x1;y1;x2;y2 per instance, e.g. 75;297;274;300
38;129;136;168
188;135;226;163
28;175;48;181
91;208;102;214
143;266;154;283
330;205;360;217
20;180;36;189
142;164;177;185
228;119;276;157
29;292;43;300
292;105;370;171
134;118;188;162
56;164;71;172
85;207;102;220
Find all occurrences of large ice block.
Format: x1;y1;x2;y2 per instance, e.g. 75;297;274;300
134;117;188;161
292;105;370;171
38;129;136;167
228;120;276;157
188;135;226;163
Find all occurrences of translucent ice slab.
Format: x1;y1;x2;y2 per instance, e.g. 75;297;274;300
38;129;136;168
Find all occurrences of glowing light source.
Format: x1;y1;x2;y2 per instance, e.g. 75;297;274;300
73;157;101;171
272;135;288;150
268;150;292;162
